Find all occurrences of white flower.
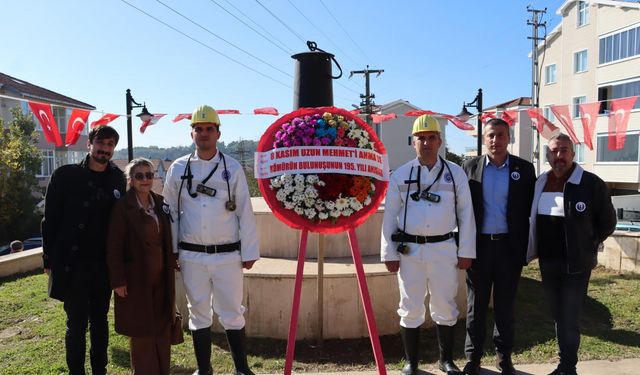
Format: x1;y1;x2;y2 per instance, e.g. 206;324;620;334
294;183;305;192
335;197;349;210
315;201;325;211
317;180;326;187
294;207;304;215
291;192;304;203
304;208;316;219
318;212;329;220
283;174;293;184
294;174;305;185
370;183;376;192
349;198;363;211
270;177;282;189
283;184;294;194
342;208;354;217
304;197;315;208
284;201;295;210
325;201;336;210
364;196;372;206
276;189;288;202
306;175;319;184
304;186;318;199
330;209;341;218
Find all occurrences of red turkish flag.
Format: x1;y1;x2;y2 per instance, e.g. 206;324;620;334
404;110;437;117
551;105;580;144
502;110;518;126
172;113;191;123
28;101;63;146
217;109;241;114
480;112;497;124
440;114;475;130
90;113;120;128
140;114;166;134
578;102;600;150
253;107;279;116
526;108;559;140
608;96;638;150
65;109;91;146
371;113;397;124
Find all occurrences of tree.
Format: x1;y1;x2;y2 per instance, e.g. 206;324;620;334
445;147;464;166
0;107;42;243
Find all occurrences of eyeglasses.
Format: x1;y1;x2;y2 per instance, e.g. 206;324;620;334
133;172;155;181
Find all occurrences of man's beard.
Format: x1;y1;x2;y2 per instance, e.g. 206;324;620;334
92;151;110;164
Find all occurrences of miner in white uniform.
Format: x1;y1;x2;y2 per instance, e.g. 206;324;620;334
381;114;476;375
163;105;259;375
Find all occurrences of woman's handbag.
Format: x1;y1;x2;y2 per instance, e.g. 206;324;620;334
171;310;184;345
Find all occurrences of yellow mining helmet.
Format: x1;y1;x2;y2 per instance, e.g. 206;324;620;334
191;105;221;126
412;114;441;135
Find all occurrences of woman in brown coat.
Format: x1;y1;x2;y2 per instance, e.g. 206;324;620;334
107;158;177;375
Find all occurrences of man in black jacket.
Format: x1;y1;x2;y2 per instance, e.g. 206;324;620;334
527;134;616;375
42;126;125;375
461;119;536;375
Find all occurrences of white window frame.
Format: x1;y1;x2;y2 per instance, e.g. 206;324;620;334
37;149;56;177
595;130;640;164
573;96;587;118
52;107;67;134
574;50;588;73
577;1;589;27
574;143;586;164
544;64;557;84
543;105;556;123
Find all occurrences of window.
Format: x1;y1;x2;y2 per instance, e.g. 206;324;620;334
573;96;587;118
52;107;67;134
574;50;588;73
577;1;589;27
599;25;640;64
545;64;557;84
598;79;640;113
575;143;586;163
543;106;556;123
596;132;639;162
38;149;55;177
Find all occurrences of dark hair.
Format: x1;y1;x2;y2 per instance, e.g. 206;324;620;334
88;126;120;144
548;133;575;152
484;118;510;132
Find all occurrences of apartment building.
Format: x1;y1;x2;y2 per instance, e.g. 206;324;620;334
535;0;640;193
0;72;95;187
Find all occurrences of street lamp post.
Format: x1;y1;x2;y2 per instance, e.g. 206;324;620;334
458;88;483;156
125;89;152;162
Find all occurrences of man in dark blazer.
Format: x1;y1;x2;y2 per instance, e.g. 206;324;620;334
461;118;535;375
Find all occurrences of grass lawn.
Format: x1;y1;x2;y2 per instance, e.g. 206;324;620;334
0;264;639;374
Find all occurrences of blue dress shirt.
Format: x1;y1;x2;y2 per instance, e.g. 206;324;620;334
481;156;509;234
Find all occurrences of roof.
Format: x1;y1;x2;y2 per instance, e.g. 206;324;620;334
558;0;640;16
0;72;95;110
378;99;421;114
483;97;532;111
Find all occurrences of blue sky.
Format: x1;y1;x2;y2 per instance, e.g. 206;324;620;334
1;0;566;153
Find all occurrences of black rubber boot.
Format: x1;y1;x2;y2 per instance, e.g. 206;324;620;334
436;324;463;375
192;327;213;375
225;328;255;375
400;326;420;375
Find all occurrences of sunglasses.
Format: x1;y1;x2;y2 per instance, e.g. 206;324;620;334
133;172;155;181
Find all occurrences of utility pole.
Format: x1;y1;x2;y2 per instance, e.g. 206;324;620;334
527;6;547;173
350;65;384;134
232;137;251;171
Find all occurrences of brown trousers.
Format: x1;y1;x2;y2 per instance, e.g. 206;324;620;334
129;324;171;375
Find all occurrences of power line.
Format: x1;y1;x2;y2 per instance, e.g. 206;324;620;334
118;0;290;88
253;0;306;45
213;0;294;55
155;0;291;78
318;0;377;68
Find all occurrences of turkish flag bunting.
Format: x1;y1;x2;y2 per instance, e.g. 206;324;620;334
90;113;120;128
253;107;279;116
350;109;361;115
502;110;518;126
551;105;580;144
578;102;600;150
371;113;397;124
173;113;191;123
404;110;437;117
440;114;475;130
65;109;91;146
608;96;638;150
526;108;559;140
480;112;497;124
28;101;63;147
140;114;167;134
217;109;241;114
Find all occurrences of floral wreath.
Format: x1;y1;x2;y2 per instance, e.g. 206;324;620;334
257;106;388;234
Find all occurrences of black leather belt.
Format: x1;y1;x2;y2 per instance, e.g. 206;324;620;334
179;241;240;254
391;231;454;244
480;233;509;241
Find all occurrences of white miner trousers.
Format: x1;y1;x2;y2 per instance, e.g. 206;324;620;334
179;250;246;330
397;239;460;328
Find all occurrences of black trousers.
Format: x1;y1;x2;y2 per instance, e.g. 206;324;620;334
63;260;111;375
539;257;591;372
465;237;522;362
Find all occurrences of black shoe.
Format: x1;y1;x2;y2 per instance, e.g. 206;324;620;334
462;361;481;375
496;357;516;374
192;327;212;375
547;368;577;375
438;359;463;375
401;362;419;375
